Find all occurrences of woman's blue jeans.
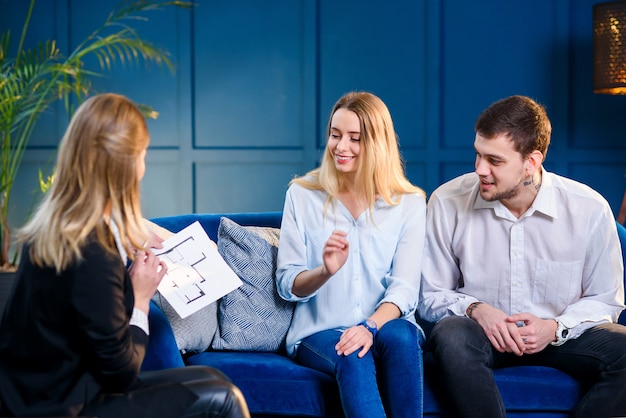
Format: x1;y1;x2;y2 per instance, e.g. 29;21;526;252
295;319;424;418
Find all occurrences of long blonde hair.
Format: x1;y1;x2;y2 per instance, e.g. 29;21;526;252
292;91;424;209
18;93;150;272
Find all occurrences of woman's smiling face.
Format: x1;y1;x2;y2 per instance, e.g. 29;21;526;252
328;108;361;175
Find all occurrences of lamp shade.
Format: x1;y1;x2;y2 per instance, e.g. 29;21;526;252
594;1;626;94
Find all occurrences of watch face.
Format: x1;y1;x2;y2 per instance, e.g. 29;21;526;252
365;319;377;330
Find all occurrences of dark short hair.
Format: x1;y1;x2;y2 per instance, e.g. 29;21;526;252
474;95;551;161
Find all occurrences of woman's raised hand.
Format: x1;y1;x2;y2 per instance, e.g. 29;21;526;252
322;230;350;276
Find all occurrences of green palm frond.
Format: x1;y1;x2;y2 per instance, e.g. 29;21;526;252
0;32;12;65
80;32;173;72
0;40;69;128
72;1;194;73
0;0;193;266
113;1;194;20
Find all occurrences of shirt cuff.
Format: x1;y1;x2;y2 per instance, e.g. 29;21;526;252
130;307;150;335
448;299;478;317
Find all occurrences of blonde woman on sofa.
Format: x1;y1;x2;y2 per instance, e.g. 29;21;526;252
0;93;250;418
276;91;426;418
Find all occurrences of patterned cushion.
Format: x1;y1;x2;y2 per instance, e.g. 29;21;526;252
151;293;218;353
211;217;295;352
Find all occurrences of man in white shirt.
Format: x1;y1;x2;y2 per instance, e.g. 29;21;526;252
419;95;626;418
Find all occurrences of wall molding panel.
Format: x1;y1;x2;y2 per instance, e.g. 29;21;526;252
3;0;624;234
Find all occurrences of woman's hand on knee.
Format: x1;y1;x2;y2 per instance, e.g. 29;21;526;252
335;325;373;358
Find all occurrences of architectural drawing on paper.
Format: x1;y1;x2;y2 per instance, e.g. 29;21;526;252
157;236;207;305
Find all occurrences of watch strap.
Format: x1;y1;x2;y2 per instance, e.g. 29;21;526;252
551;319;569;346
359;319;378;337
466;301;484;319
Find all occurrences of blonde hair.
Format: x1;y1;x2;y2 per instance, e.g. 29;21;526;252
292;91;424;209
18;93;150;272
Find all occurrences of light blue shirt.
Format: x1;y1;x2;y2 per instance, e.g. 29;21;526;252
276;183;426;356
419;170;625;343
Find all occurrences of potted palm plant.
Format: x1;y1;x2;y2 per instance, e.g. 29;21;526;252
0;0;192;310
0;0;192;268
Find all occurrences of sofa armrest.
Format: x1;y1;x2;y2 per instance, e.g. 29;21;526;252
141;300;185;370
616;221;626;325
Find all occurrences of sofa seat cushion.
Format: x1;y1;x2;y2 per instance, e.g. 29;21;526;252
494;366;585;412
186;350;586;417
423;359;586;415
186;351;344;417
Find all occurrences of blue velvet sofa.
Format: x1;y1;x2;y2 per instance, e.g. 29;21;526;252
141;212;626;418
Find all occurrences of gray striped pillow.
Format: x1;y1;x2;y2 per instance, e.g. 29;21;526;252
211;217;294;352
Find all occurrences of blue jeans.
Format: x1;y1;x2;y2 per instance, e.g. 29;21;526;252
430;316;626;418
295;319;424;418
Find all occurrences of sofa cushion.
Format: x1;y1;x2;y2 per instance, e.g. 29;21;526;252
186;351;343;417
493;366;583;412
151;294;218;353
211;217;295;352
186;350;583;417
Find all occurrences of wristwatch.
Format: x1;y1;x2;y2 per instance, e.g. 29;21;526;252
466;301;484;319
359;319;378;337
551;319;569;346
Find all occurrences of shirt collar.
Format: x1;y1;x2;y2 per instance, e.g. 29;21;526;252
472;167;558;220
108;219;128;264
529;168;558;219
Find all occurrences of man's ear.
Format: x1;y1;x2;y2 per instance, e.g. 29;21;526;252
526;150;544;175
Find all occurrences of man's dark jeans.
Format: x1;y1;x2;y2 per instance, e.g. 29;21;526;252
430;316;626;418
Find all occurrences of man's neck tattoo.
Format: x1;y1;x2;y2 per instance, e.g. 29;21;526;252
524;174;541;191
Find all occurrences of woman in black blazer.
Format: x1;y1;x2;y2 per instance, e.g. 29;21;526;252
0;93;250;418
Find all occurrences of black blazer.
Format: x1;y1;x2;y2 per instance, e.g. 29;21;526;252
0;237;148;416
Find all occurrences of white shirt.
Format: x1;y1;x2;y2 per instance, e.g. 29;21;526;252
110;220;150;335
419;170;625;342
277;183;426;356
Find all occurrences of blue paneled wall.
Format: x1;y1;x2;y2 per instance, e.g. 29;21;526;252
2;0;625;235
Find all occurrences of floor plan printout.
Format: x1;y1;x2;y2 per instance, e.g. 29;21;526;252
155;221;242;318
